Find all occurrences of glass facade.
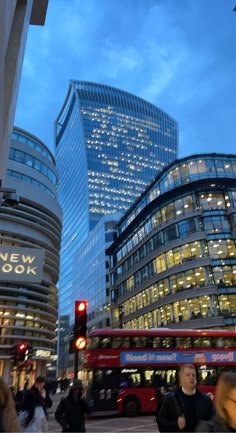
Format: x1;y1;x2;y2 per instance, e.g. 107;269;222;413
55;81;178;371
55;81;178;322
120;155;236;231
73;214;121;329
109;153;236;331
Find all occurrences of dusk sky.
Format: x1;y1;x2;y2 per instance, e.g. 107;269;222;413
15;0;236;158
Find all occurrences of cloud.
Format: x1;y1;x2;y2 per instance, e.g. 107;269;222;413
14;0;236;157
100;43;142;79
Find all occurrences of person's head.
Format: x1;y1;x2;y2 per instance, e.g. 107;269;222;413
34;376;45;391
70;379;84;397
179;364;197;393
160;385;167;395
214;371;236;428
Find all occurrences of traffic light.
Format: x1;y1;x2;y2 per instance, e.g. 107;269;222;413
16;343;29;363
74;300;88;350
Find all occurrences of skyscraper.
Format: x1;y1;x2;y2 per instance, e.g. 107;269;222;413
55;81;178;325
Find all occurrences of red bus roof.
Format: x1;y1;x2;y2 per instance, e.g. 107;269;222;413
88;328;236;338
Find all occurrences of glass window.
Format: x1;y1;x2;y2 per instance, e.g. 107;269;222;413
14;149;25;163
178;220;188;237
155;255;166;273
33;158;42;171
166;203;175;220
25;154;33;167
164;224;177;242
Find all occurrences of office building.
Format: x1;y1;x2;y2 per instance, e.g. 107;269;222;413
55;81;178;370
59;213;121;373
0;0;48;186
0;126;62;385
109;153;236;330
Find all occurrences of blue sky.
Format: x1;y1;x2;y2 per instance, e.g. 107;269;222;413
15;0;236;158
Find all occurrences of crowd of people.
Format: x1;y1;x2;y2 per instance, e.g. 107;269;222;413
0;375;90;432
1;365;236;432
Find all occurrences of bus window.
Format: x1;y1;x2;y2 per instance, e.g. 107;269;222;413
112;337;122;348
150;372;165;387
143;369;155;387
120;371;141;388
215;337;225;348
166;369;177;385
161;337;174;348
100;337;111;348
131;336;147;347
121;337;130;348
176;337;192;348
193;337;211;348
224;338;236;348
201;338;211;347
90;337;100;348
153;337;161;348
197;366;217;385
214;337;236;348
94;368;119;388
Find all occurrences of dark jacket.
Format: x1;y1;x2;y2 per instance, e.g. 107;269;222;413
196;415;236;432
30;386;52;415
157;388;214;432
55;390;91;432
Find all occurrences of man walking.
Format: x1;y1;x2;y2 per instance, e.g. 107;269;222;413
55;379;91;432
157;364;214;432
30;376;52;417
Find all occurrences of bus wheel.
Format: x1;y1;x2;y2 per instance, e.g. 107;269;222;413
123;397;139;417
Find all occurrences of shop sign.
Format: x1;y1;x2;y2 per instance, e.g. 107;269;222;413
0;245;45;283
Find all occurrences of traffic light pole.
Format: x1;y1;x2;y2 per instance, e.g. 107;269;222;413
74;350;78;379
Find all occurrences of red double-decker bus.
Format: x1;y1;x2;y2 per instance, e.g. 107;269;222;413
82;328;236;416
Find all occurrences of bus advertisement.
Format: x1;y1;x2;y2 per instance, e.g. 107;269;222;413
82;328;236;416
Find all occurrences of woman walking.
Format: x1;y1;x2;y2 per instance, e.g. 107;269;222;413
18;390;48;432
197;371;236;432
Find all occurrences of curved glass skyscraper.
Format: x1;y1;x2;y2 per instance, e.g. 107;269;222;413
55;81;178;370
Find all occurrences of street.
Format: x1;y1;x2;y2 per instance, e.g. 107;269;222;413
48;393;157;432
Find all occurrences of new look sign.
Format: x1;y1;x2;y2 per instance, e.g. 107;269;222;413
0;246;45;283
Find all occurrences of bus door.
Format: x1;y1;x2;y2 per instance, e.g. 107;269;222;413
90;368;120;412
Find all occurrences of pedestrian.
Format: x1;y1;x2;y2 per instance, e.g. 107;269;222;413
18;389;48;432
30;376;52;417
156;363;214;432
55;379;91;432
196;371;236;432
157;385;172;411
0;376;20;432
155;384;172;426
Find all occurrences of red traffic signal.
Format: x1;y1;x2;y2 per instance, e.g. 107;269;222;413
74;336;87;350
18;343;27;351
75;301;88;313
74;300;88;350
16;342;30;363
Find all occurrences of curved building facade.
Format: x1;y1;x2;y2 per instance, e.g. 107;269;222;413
0;126;62;385
55;81;178;370
109;153;236;331
55;80;178;321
